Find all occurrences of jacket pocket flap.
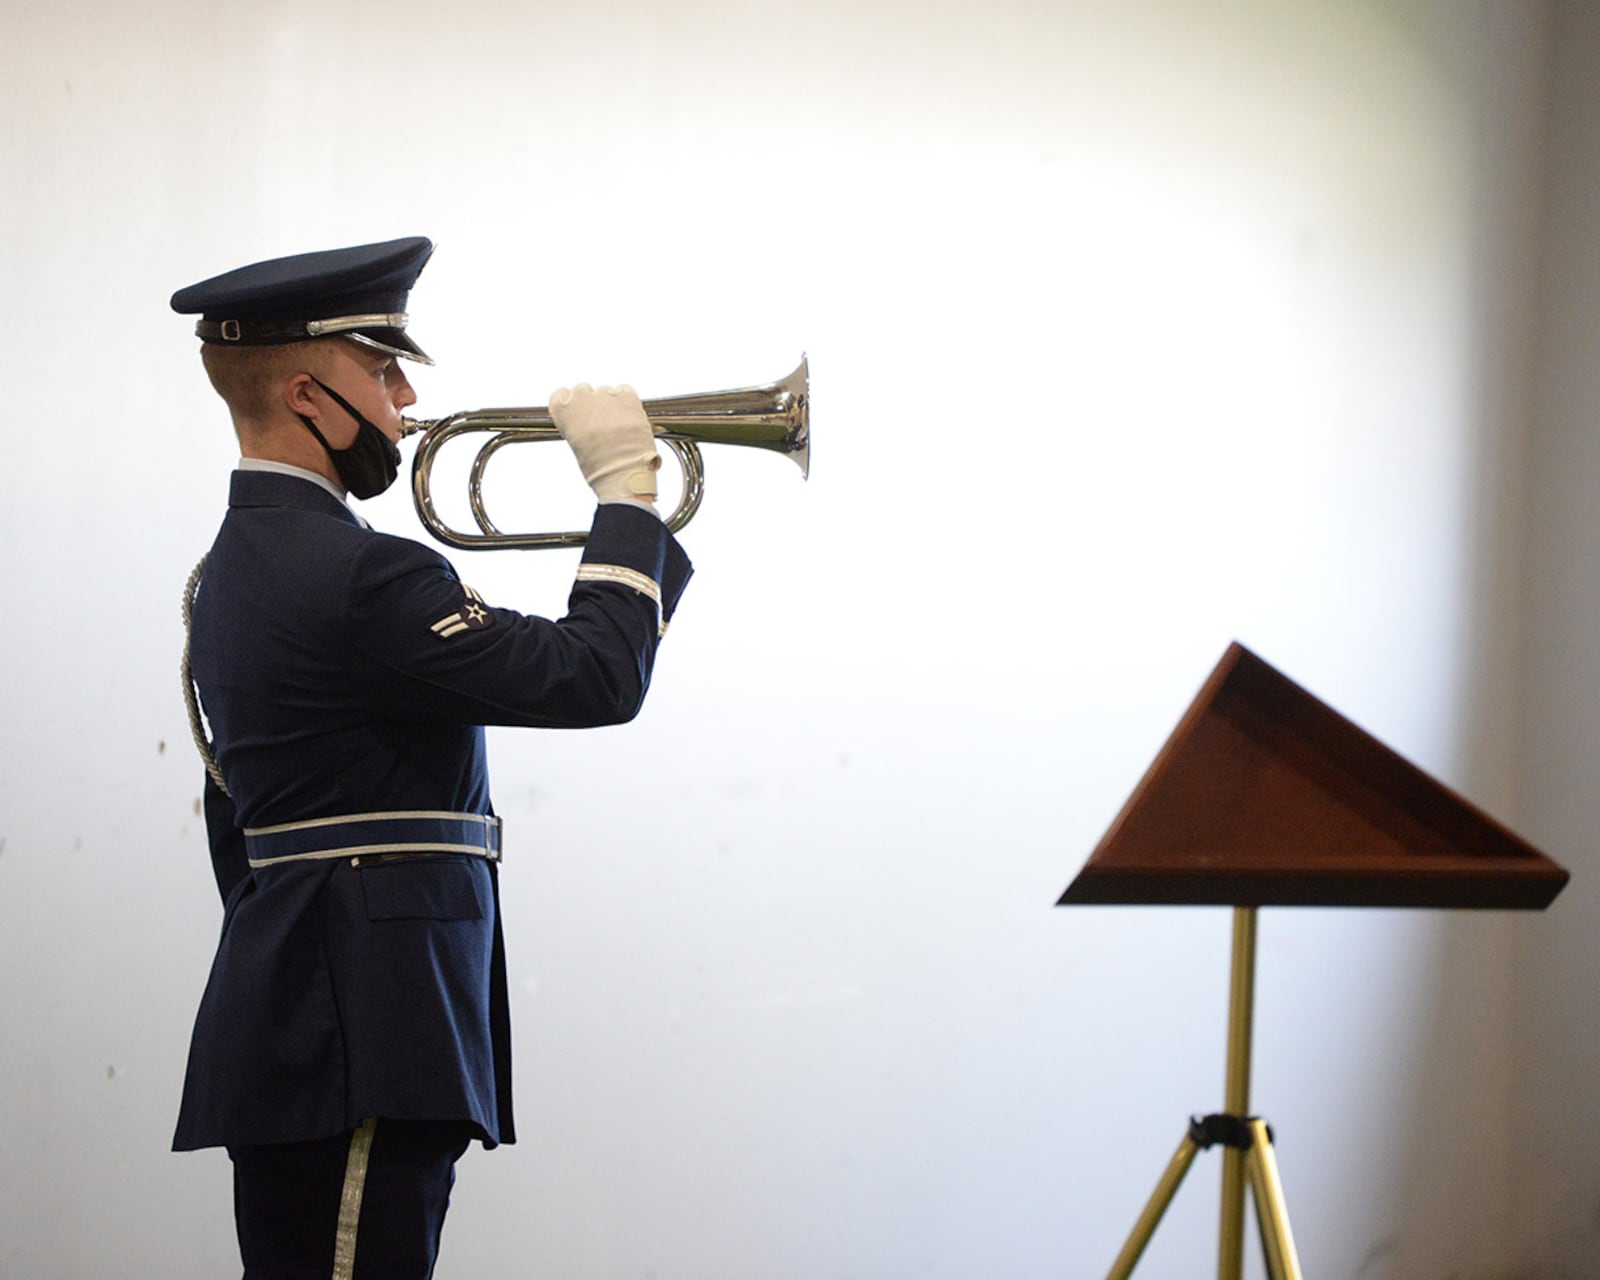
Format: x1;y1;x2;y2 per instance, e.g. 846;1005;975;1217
360;858;485;921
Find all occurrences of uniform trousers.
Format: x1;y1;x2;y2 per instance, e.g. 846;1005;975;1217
228;1118;474;1280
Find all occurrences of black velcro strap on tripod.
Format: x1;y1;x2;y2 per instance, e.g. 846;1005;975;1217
1188;1113;1274;1150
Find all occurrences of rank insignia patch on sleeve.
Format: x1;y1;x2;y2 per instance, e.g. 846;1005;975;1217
431;585;494;639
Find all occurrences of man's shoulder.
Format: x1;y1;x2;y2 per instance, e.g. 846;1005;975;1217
222;472;438;558
211;484;449;599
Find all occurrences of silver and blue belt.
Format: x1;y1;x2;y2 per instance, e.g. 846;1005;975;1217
243;810;503;869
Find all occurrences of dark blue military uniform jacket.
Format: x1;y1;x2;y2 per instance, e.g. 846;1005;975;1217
174;469;690;1151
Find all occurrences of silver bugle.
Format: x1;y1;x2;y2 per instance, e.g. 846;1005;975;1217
400;356;809;550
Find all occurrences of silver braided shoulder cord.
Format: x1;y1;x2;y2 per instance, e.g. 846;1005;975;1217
181;556;230;798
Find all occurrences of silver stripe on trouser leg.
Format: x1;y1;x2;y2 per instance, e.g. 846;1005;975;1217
331;1118;377;1280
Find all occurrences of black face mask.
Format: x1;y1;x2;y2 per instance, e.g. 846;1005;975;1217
297;378;402;499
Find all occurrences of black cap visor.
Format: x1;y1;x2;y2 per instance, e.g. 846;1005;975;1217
346;327;433;365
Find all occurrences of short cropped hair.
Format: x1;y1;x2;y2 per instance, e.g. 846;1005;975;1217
200;340;329;430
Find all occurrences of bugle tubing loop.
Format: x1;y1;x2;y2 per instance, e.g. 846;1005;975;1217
402;356;808;550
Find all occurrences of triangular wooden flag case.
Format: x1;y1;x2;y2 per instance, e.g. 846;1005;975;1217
1059;642;1569;1279
1062;642;1567;910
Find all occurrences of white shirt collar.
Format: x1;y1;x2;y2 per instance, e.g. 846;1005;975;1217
237;457;350;507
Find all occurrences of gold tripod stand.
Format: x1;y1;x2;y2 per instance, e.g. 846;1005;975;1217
1104;908;1301;1280
1061;644;1570;1280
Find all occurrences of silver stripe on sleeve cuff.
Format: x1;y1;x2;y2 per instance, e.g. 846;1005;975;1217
576;564;663;607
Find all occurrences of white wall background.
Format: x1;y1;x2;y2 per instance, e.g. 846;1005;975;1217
1;1;1593;1276
1510;2;1600;1277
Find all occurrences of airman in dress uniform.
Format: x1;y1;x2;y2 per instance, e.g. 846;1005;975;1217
170;237;691;1279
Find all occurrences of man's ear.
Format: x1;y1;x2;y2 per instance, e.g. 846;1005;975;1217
283;371;320;420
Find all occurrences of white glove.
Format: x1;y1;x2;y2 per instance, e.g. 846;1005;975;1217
548;383;661;505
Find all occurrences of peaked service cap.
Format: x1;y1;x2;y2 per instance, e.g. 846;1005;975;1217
171;236;435;364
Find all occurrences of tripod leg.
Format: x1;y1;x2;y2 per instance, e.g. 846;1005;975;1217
1244;1119;1303;1280
1105;1133;1202;1280
1218;1145;1247;1279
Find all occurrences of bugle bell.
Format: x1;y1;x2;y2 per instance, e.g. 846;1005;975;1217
400;357;809;550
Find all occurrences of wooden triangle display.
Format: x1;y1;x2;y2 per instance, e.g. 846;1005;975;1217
1060;642;1569;909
